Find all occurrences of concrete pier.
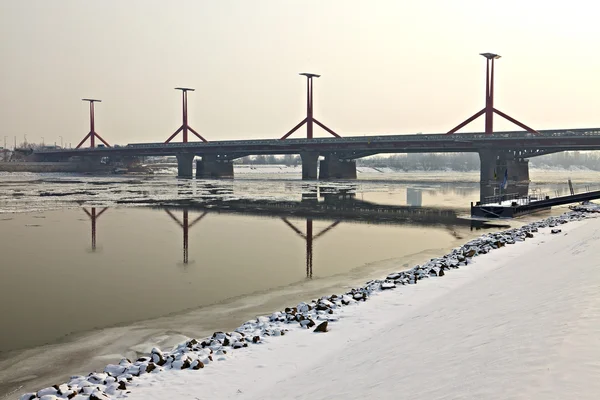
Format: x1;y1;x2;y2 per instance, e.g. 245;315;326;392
300;152;320;180
319;155;357;179
196;155;234;179
478;150;530;203
176;153;195;178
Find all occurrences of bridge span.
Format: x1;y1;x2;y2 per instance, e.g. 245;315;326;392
35;128;600;201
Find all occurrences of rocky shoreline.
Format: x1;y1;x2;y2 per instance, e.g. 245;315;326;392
19;207;597;400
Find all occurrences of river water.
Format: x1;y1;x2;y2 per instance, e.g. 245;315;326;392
0;167;594;397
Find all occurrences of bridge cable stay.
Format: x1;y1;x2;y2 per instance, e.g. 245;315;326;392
164;209;208;264
446;53;540;135
76;99;111;149
82;207;108;251
280;217;341;278
165;88;208;144
280;73;341;140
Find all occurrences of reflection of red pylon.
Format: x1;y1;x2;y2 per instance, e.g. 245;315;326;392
165;88;208;143
280;73;341;140
165;209;208;264
281;218;340;278
447;53;540;135
76;99;111;148
82;207;108;251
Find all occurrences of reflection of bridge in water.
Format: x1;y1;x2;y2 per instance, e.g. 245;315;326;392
164;209;207;264
160;207;341;277
82;207;108;252
280;218;340;278
81;193;507;277
159;192;477;227
155;189;507;276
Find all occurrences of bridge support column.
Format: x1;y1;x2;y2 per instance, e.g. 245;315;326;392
319;155;357;179
478;149;498;203
196;155;234;179
478;150;530;203
300;152;319;180
176;153;195;178
75;156;109;173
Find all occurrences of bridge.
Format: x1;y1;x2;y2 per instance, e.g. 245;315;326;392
32;53;600;202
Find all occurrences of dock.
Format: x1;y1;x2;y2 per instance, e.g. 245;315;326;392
471;189;600;219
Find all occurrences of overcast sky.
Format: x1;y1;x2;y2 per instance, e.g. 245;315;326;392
1;0;599;147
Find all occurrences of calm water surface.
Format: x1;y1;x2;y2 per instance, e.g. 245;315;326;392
0;168;590;397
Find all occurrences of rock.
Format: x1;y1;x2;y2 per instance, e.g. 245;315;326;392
146;363;156;373
90;391;111;400
386;272;401;280
525;232;534;238
150;348;165;366
464;249;477;258
551;229;562;234
19;394;36;400
252;336;261;343
381;282;396;290
313;321;328;333
118;381;127;390
181;358;191;369
192;360;205;369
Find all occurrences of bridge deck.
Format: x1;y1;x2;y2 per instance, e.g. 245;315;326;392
34;128;600;159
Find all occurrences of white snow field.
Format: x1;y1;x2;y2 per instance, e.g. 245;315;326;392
125;217;600;400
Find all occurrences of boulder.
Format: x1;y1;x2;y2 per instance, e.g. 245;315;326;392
90;391;111;400
150;348;165;366
192;360;205;369
313;321;329;333
551;229;562;234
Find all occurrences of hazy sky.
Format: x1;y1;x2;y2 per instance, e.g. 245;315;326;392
1;0;599;147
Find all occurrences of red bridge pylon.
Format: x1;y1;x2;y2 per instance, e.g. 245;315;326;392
165;209;208;264
82;207;108;251
76;99;111;149
281;217;340;278
165;88;208;144
447;53;540;135
281;73;341;140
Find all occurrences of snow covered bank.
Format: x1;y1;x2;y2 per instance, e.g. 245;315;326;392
19;211;600;400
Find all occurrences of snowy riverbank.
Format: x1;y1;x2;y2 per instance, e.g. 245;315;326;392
19;209;600;400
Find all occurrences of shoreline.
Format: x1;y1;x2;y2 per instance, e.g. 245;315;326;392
16;206;597;400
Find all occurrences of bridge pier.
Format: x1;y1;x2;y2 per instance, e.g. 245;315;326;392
176;153;195;178
74;155;110;172
478;150;530;203
196;155;234;179
319;155;357;179
300;152;320;180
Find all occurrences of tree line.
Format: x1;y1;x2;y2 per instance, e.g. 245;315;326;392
235;152;600;171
